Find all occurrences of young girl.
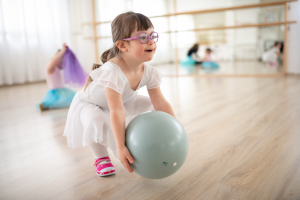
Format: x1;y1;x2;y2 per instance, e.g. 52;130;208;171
202;48;212;62
37;44;87;111
180;43;202;66
63;12;175;177
262;41;283;66
202;48;220;69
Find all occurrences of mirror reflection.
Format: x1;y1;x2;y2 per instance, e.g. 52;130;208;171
95;0;288;75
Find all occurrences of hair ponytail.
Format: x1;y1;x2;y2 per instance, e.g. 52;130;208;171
83;63;101;91
101;45;119;64
83;46;119;91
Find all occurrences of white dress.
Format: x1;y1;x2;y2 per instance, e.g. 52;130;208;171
262;47;280;63
63;61;162;157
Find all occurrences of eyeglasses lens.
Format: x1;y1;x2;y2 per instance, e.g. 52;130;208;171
151;33;158;43
139;33;148;44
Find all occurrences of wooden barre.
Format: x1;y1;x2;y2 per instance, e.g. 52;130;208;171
150;0;298;19
83;21;296;40
162;74;284;78
82;0;298;26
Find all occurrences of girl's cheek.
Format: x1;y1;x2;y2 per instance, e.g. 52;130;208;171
133;46;144;56
154;43;157;51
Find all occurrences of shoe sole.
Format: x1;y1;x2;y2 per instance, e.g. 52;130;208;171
98;172;115;177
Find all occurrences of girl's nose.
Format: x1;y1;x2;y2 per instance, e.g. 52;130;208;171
147;37;154;45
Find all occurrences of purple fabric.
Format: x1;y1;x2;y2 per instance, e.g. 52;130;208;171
62;47;88;87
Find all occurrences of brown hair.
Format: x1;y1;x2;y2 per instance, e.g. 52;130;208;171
189;43;199;52
206;48;212;53
274;41;281;47
83;12;154;91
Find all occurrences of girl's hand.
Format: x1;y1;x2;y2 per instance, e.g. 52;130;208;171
62;43;67;49
117;146;134;173
61;43;67;53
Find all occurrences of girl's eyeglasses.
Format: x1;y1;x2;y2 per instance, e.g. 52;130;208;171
123;32;159;44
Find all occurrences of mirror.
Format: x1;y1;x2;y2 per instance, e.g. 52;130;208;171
94;0;289;76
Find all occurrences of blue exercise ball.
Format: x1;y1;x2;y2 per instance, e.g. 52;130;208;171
125;111;189;179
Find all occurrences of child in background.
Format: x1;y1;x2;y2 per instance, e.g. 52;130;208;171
187;43;202;64
202;48;213;62
63;12;175;177
180;43;202;66
37;44;87;111
262;42;283;66
202;48;219;69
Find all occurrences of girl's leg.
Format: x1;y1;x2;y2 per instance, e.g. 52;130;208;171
89;143;109;159
90;143;115;177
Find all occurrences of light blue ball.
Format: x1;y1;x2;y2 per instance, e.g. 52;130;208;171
125;111;189;179
180;56;196;66
202;61;219;69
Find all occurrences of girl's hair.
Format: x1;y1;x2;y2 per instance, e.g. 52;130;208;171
83;12;154;91
205;48;212;53
189;43;199;52
274;41;281;47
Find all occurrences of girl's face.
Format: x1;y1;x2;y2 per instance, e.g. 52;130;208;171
276;43;282;49
125;27;157;63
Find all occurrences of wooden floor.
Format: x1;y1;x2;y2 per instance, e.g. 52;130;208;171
0;75;300;200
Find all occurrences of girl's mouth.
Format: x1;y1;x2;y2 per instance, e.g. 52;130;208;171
145;49;153;52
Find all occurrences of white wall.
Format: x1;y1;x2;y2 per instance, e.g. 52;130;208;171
286;1;300;74
0;0;80;85
68;0;96;74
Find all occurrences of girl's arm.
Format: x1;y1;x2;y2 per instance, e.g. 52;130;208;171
191;52;201;62
202;54;209;62
46;44;67;74
148;87;175;118
276;50;283;60
105;87;134;173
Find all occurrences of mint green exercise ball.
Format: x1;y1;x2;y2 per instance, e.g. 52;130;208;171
125;111;189;179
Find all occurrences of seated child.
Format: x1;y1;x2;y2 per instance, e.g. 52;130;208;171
37;44;87;111
202;48;219;69
262;42;283;66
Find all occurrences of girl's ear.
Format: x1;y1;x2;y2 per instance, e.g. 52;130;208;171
116;40;128;52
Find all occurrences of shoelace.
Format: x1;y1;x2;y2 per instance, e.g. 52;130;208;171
94;159;111;167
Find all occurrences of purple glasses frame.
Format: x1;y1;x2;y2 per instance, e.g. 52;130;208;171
123;32;159;44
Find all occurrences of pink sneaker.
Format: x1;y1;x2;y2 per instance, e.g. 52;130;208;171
93;157;115;177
